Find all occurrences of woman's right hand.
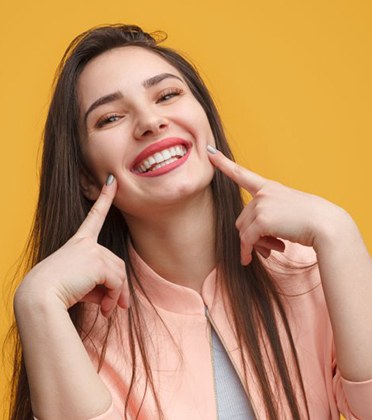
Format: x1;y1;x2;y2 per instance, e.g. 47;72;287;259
16;175;129;318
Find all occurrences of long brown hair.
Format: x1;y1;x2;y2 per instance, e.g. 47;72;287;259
7;24;314;419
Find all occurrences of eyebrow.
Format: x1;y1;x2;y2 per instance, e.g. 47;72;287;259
84;72;184;124
84;91;123;125
142;72;183;89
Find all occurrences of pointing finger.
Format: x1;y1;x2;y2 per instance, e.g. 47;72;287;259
207;145;266;195
77;174;117;240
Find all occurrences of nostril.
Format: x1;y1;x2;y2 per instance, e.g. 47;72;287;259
142;124;166;137
136;116;169;139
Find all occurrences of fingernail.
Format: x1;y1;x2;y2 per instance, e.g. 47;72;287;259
207;145;217;154
105;174;115;186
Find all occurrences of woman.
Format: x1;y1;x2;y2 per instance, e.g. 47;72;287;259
9;24;372;419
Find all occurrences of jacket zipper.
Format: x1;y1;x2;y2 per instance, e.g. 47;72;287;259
204;305;258;420
205;305;220;418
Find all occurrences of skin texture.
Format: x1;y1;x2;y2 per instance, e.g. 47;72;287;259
78;46;216;218
78;46;218;288
14;45;372;418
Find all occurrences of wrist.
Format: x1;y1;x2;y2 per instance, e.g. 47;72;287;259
312;208;358;254
14;279;67;320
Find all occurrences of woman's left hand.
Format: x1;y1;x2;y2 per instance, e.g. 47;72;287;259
207;147;351;265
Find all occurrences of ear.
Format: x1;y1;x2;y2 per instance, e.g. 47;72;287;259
79;169;101;201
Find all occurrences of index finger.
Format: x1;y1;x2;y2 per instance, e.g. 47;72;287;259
77;174;117;239
207;146;266;195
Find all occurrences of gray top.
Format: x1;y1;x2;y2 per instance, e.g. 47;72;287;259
211;328;255;419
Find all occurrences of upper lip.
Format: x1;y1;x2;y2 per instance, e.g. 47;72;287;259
131;137;192;171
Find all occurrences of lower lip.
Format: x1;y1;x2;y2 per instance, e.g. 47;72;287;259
135;148;191;177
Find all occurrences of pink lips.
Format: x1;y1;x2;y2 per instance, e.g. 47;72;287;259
131;137;192;177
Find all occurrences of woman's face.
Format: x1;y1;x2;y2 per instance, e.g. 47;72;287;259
77;46;216;218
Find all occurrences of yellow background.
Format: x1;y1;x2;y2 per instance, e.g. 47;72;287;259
1;0;371;417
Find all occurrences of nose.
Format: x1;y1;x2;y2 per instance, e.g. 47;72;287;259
133;108;169;140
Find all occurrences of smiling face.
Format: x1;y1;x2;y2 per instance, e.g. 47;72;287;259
77;46;216;219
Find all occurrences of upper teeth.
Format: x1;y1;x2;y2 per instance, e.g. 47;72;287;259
134;145;187;173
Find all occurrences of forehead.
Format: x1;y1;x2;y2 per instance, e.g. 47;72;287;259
77;46;182;106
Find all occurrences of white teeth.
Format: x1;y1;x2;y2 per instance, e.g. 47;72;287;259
152;157;178;171
170;147;176;156
154;152;163;163
143;160;151;169
161;149;171;160
134;145;187;174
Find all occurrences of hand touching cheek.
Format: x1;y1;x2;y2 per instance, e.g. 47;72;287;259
207;146;351;265
16;175;130;318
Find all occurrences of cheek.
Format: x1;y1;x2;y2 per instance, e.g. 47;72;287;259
190;106;215;145
177;103;215;145
196;118;216;151
82;142;123;182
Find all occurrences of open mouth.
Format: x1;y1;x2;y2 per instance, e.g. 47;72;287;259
133;145;188;174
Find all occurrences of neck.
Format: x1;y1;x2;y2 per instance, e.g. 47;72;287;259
125;189;216;293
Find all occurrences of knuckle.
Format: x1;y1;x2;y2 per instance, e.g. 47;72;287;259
239;230;250;245
255;214;267;228
120;273;127;284
112;256;126;275
266;180;283;192
95;256;108;272
117;258;126;270
232;164;244;180
88;205;102;219
254;202;265;214
107;280;119;291
255;188;267;199
113;276;123;289
257;180;280;196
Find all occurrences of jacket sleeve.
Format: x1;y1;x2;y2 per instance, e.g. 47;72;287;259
82;304;131;419
32;401;122;420
333;370;372;420
271;241;372;419
88;400;122;420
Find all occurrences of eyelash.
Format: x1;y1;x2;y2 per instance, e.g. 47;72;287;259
156;87;184;103
95;88;184;128
96;113;123;128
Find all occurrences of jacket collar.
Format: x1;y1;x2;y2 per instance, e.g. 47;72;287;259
129;244;217;316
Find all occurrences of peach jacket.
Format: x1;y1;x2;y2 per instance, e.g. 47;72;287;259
85;242;372;419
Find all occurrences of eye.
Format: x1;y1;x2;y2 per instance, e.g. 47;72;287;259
156;88;184;103
96;113;124;128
